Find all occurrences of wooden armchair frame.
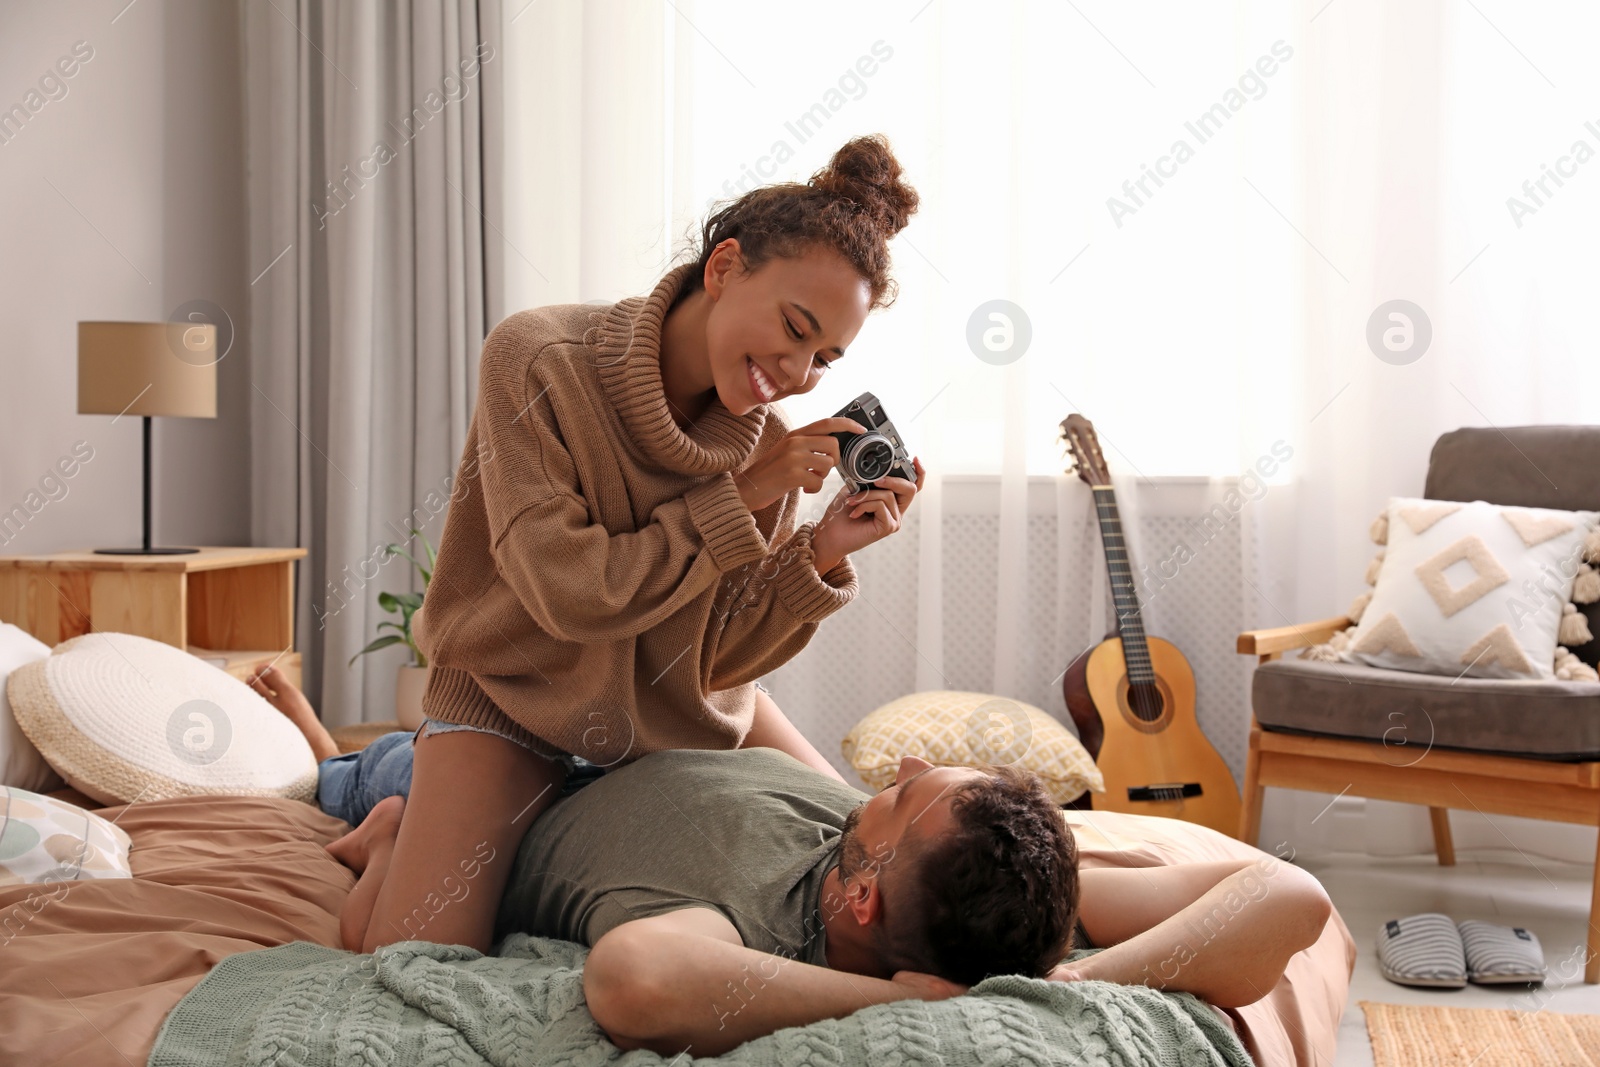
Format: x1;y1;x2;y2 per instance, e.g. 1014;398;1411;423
1237;616;1600;984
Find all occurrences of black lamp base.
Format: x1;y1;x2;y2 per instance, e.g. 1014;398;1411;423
92;546;201;555
98;416;198;556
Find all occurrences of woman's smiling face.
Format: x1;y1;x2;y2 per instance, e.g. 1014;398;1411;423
701;238;872;415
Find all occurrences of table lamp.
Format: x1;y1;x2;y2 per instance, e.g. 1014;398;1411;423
77;321;217;555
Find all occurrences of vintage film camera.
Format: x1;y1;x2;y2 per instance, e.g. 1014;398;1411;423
829;391;916;495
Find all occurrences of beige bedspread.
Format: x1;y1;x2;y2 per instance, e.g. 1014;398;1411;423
0;790;354;1066
0;791;1352;1067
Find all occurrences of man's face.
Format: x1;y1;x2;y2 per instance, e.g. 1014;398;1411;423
836;756;986;890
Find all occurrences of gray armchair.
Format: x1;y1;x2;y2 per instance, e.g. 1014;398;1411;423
1236;425;1600;983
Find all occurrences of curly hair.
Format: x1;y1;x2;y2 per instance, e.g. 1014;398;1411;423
680;134;920;310
875;764;1080;986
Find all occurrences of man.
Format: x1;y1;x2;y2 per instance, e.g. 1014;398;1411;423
329;742;1333;1059
256;655;1081;998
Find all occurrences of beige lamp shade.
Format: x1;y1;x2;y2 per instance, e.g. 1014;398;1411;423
77;321;217;418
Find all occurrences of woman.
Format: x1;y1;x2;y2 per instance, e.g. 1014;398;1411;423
350;134;924;954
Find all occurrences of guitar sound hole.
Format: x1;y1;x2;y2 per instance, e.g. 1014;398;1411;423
1127;681;1165;723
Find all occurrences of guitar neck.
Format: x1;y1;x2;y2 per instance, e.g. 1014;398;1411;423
1092;485;1155;684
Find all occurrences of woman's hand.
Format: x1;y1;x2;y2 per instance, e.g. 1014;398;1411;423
811;455;924;570
734;417;868;514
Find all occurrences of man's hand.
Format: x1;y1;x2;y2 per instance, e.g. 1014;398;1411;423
735;417;866;514
1045;962;1088;983
890;969;968;1001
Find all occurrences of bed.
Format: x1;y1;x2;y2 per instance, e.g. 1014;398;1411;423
0;786;1353;1066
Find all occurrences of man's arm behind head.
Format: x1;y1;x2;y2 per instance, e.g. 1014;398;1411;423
583;907;962;1058
1060;858;1335;1007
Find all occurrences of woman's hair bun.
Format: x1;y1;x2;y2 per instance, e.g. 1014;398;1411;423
809;134;920;238
682;132;920;309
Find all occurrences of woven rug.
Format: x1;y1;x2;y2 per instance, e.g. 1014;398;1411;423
1361;1000;1600;1066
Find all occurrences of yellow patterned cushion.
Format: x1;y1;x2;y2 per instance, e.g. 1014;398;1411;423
841;690;1104;805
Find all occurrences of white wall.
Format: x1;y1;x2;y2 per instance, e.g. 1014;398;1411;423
0;0;249;554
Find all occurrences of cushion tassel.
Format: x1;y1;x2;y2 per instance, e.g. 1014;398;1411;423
1303;628;1354;662
1555;645;1600;683
1559;603;1594;646
1573;563;1600;605
1370;511;1390;546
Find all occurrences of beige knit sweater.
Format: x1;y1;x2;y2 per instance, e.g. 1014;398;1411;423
412;263;859;764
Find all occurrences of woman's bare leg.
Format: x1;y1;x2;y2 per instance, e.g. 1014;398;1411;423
328;794;407;951
357;728;566;954
741;688;848;785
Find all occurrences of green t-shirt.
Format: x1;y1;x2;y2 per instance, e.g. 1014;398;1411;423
494;747;865;966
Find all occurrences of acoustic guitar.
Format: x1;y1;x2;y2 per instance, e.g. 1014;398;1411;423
1057;414;1242;835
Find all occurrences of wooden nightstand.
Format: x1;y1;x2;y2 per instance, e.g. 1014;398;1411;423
0;546;308;689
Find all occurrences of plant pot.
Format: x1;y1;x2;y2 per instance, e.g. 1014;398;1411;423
395;664;429;731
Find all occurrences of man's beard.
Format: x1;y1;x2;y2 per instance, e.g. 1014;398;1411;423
835;800;870;884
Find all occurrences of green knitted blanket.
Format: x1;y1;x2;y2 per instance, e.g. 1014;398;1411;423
147;935;1254;1067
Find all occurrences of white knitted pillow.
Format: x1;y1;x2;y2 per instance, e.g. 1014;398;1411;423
0;623;63;792
5;633;317;805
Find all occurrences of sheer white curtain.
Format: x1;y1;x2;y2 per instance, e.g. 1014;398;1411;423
495;0;1600;851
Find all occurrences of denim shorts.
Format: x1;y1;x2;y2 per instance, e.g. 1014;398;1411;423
416;715;570;764
315;731;417;827
315;718;609;826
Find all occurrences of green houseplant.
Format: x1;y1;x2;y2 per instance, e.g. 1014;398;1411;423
349;528;434;729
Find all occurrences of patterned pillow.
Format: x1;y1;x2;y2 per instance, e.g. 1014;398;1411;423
1337;498;1599;680
841;690;1104;804
6;633;318;806
0;785;132;885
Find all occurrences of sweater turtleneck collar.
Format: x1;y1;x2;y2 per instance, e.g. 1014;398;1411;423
589;262;767;476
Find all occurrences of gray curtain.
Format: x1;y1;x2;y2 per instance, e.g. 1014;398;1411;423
242;0;505;727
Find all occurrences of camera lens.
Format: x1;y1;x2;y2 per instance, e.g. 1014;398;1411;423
852;437;894;481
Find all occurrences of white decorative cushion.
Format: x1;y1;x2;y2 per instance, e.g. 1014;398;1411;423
6;633;317;805
841;690;1104;805
0;624;62;792
0;785;132;885
1340;498;1598;680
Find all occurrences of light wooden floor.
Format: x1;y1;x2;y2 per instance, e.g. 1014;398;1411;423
1295;847;1600;1066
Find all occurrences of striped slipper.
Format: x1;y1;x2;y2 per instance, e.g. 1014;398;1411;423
1458;920;1546;985
1376;913;1467;988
